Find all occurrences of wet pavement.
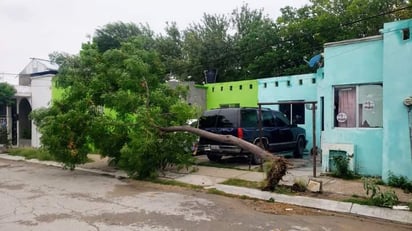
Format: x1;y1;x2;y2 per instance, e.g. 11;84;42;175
1;158;412;230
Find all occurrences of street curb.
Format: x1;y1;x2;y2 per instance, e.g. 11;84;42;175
211;184;412;225
1;154;411;224
0;154;128;179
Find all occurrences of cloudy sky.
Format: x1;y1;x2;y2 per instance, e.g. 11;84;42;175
0;0;309;77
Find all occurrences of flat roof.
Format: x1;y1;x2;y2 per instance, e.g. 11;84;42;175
324;35;382;48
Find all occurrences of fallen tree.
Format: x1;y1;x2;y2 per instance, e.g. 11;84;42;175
159;125;290;190
32;35;289;189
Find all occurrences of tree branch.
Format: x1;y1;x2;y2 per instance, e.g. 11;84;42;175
159;125;280;162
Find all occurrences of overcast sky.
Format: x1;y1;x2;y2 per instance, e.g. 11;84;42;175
0;0;309;77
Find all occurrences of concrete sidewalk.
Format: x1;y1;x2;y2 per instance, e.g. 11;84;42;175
1;153;411;225
165;163;412;224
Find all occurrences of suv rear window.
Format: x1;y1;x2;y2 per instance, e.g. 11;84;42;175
199;111;218;129
199;109;238;128
216;109;237;127
241;110;258;127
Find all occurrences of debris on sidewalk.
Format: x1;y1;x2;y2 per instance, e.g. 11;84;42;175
307;179;322;193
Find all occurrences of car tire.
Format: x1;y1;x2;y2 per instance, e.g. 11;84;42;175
293;137;305;158
207;153;222;162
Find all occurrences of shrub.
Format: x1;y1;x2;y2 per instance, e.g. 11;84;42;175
387;171;412;193
0;127;10;147
291;179;307;192
118;130;196;179
262;158;288;191
331;155;356;179
363;177;399;208
8;147;54;161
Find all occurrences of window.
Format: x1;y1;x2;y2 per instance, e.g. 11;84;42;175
334;84;382;128
241;110;258;127
249;84;253;89
261;111;275;126
229;86;233;91
0;105;6;116
320;96;325;131
299;79;303;85
273;111;290;127
239;85;243;90
220;86;223;91
279;102;305;124
199;115;217;129
263;82;267;88
0;105;6;129
220;103;239;108
275;81;279;87
216;114;235;128
403;28;410;40
212;87;214;92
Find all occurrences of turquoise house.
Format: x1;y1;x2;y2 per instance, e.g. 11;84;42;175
320;35;384;176
258;73;321;150
380;20;412;180
320;19;412;180
199;18;412;180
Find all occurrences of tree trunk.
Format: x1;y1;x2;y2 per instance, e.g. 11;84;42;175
159;125;290;190
159;125;277;161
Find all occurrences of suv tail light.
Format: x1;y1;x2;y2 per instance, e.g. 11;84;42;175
237;128;244;139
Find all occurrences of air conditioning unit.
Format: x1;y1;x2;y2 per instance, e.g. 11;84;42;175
321;143;355;172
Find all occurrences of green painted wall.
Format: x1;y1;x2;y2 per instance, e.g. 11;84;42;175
205;79;258;109
199;19;412;179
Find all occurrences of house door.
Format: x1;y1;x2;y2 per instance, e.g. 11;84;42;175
18;98;32;146
11;103;17;145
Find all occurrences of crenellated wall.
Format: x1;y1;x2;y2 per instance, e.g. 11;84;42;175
205;79;258;109
258;73;320;150
199;18;412;179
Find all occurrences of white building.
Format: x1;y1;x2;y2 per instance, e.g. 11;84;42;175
0;58;58;147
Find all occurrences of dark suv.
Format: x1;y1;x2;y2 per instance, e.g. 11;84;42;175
197;107;306;164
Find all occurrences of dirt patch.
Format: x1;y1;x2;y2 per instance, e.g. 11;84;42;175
242;199;330;216
0;182;25;190
107;179;198;198
294;190;354;201
120;179;350;216
35;213;73;223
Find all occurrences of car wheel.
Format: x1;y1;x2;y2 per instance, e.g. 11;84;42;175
207;153;222;162
293;137;305;158
252;140;267;165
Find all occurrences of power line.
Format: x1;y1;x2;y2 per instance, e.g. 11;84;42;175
184;3;412;79
0;72;19;76
340;5;412;28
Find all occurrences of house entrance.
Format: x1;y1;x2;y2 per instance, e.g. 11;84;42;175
18;98;31;146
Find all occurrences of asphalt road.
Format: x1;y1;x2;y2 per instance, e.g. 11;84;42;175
0;159;410;231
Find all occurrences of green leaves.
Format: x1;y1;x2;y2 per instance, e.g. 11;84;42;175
33;1;412;177
33;22;198;178
0;82;16;106
31;100;93;170
363;177;399;207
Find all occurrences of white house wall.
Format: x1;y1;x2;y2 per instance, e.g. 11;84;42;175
30;75;53;147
